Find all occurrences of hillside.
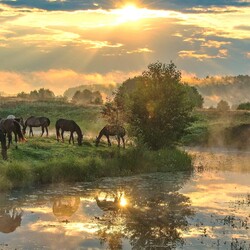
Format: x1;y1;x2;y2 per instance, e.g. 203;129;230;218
186;75;250;108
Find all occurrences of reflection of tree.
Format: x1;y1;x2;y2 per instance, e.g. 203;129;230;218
125;192;192;249
53;196;80;218
0;207;23;233
95;172;193;249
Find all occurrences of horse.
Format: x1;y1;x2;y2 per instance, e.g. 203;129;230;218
0;129;7;160
0;119;26;149
55;119;83;146
95;125;126;148
23;116;50;137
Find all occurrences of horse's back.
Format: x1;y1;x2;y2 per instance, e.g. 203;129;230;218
26;116;50;127
56;118;76;131
104;125;126;137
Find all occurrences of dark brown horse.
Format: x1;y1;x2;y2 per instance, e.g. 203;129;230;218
23;116;50;137
0;119;26;149
55;119;83;145
0;129;7;160
95;125;126;148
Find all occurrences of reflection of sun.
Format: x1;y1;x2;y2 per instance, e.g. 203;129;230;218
120;196;128;207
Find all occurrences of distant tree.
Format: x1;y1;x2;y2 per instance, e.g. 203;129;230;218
18;88;55;100
37;88;55;99
183;85;203;108
92;91;103;105
72;89;103;105
237;102;250;110
217;100;230;111
17;91;29;99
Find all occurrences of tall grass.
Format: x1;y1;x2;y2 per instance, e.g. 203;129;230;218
0;137;193;191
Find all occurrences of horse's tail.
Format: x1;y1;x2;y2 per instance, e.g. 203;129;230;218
13;120;26;142
55;120;60;140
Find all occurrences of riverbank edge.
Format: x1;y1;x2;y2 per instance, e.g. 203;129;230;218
0;141;193;191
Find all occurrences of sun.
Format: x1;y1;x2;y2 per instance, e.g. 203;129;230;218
115;4;146;23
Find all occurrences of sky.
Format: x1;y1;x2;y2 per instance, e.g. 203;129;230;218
0;0;250;95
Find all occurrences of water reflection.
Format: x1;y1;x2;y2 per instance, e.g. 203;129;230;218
94;173;193;249
0;207;23;233
1;148;250;249
53;196;80;219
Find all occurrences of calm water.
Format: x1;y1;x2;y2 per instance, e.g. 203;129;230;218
0;148;250;250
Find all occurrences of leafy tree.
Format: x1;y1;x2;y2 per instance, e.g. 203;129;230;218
113;61;197;149
217;100;230;111
72;89;103;105
17;88;55;100
237;102;250;110
183;85;203;108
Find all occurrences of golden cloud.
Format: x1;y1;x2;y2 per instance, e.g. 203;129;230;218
0;69;141;95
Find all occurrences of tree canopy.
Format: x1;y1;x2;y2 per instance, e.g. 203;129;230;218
103;61;202;150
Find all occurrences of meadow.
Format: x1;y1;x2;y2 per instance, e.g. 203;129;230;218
0;99;192;191
182;109;250;147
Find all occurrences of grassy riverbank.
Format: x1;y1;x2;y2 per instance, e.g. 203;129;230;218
181;109;250;147
0;137;192;191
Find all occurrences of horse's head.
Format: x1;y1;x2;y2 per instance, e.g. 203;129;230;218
22;125;26;135
77;134;83;146
95;136;99;147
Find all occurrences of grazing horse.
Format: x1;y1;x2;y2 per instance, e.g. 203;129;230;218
55;119;83;146
0;119;25;149
23;116;50;137
95;125;126;148
0;129;7;160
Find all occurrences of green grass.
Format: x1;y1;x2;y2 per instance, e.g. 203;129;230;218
0;99;193;191
0;99;105;134
181;109;250;147
0;137;193;191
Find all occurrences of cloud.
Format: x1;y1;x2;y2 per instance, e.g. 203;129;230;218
0;2;249;77
0;69;141;95
178;49;228;61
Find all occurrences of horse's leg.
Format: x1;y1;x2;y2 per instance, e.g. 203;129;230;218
14;132;18;149
56;128;60;141
7;133;12;148
69;132;72;144
29;126;33;137
45;126;49;137
106;135;111;146
1;142;7;160
41;126;44;137
121;136;125;148
61;130;64;142
72;133;75;144
117;136;121;147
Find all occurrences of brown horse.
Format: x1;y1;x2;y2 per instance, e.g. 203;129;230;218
0;129;7;160
0;119;25;149
23;116;50;137
95;125;126;148
55;119;83;145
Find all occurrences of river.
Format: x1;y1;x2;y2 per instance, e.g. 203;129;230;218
0;148;250;249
